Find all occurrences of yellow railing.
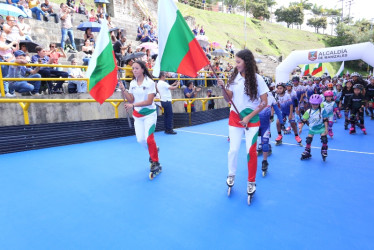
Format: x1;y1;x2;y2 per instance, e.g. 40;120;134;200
0;97;224;125
0;62;230;97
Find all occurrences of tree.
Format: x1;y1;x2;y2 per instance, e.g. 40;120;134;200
275;5;303;28
290;0;312;10
311;4;325;16
307;17;327;33
249;0;270;20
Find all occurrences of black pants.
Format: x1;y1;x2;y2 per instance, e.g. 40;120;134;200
161;101;173;131
43;13;59;23
38;68;69;92
350;108;364;126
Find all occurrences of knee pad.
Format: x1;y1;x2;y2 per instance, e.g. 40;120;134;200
261;137;270;152
306;136;313;145
320;135;328;144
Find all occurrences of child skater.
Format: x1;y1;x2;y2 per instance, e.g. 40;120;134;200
299;94;329;161
340;80;354;130
275;82;302;146
217;49;268;205
257;91;283;177
120;60;162;180
333;82;343;121
365;77;374;120
347;84;366;135
321;90;337;138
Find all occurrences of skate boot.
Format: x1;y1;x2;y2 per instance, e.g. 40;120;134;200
321;145;328;161
301;147;312;160
344;121;348;130
360;125;367;135
227;136;230;142
295;135;303;146
226;175;235;196
284;126;291;134
257;143;263;155
262;160;269;177
349;126;356;134
275;134;283;146
247;181;256;205
149;161;162;180
328;129;333;138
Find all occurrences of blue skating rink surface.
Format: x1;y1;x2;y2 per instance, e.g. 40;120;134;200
1;117;374;249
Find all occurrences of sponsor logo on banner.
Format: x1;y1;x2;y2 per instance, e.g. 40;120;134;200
308;51;318;61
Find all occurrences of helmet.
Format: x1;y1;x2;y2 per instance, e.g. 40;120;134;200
285;81;293;87
324;90;334;97
353;84;363;90
207;89;212;93
336;82;342;86
321;75;326;79
351;72;360;77
292;76;300;82
314;77;321;81
327;83;333;88
309;94;323;105
276;82;286;88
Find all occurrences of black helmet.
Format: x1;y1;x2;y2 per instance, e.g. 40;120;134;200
292;75;300;82
353;84;363;90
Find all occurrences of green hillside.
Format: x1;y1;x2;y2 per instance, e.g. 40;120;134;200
178;3;366;76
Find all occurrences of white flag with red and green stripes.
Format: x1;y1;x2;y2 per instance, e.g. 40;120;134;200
87;19;118;104
153;0;210;78
303;64;310;76
312;63;322;75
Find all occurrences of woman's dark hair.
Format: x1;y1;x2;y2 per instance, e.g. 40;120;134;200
228;49;259;101
133;60;153;80
187;80;194;88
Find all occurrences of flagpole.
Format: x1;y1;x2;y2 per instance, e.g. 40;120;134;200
118;64;132;128
209;64;248;130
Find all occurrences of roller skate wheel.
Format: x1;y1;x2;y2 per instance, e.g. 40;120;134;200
247;195;252;205
227;187;231;196
149;172;155;180
262;171;267;177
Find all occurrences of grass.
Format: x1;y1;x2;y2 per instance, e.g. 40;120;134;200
177;3;369;76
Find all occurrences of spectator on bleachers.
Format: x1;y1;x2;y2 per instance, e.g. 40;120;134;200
184;80;201;112
6;0;27;16
28;0;47;21
19;0;32;17
88;9;97;22
78;0;87;15
0;31;17;97
110;30;117;43
113;34;130;67
31;46;69;94
140;29;151;43
67;58;86;93
8;50;41;96
66;0;75;10
199;25;205;35
41;0;59;23
19;43;31;62
0;16;5;31
3;15;24;42
149;27;157;43
47;43;66;70
136;22;144;41
106;15;114;29
60;3;77;53
84;28;95;43
97;13;105;24
17;15;32;41
82;39;93;65
127;46;133;55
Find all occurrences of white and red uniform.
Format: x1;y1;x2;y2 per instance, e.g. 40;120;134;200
227;73;269;182
129;76;159;162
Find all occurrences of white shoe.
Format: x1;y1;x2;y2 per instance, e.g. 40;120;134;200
247;181;256;194
5;92;16;97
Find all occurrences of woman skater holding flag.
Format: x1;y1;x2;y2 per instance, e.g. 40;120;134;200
120;60;161;180
217;49;268;205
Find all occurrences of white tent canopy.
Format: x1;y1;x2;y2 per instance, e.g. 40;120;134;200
276;42;374;83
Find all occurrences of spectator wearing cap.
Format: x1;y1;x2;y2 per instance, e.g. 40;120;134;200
31;46;68;94
41;0;59;23
17;15;32;41
67;58;86;93
3;16;24;42
157;71;180;134
28;0;48;21
7;50;41;95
